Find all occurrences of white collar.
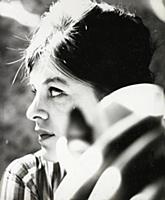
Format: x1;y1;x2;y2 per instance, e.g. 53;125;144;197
100;84;165;117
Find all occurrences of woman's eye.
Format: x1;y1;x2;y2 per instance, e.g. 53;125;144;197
48;87;65;98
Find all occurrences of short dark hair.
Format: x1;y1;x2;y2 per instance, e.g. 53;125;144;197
25;0;154;97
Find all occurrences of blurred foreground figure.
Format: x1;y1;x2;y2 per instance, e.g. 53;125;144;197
59;84;165;200
148;0;165;22
0;0;165;199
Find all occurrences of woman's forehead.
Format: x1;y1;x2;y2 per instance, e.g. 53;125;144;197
28;54;94;91
29;57;67;84
28;59;83;90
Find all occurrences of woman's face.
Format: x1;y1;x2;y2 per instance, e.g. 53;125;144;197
26;56;99;161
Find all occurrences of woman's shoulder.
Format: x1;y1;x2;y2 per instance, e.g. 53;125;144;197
0;151;44;199
4;150;42;180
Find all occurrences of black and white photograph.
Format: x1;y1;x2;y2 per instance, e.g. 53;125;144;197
0;0;165;199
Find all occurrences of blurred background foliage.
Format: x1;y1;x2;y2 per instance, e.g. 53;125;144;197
0;0;165;178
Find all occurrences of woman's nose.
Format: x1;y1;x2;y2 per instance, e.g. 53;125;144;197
26;97;48;121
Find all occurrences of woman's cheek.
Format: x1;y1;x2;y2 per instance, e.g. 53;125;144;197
51;95;74;113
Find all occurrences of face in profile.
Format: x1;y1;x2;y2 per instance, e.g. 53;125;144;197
26;55;98;161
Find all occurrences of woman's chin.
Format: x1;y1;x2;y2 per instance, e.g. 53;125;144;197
40;137;91;164
41;147;58;162
40;136;59;162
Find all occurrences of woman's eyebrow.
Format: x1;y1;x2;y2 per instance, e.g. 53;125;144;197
44;77;69;86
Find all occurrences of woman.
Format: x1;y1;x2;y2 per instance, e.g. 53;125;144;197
0;0;164;199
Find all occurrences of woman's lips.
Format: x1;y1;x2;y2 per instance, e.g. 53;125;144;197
35;129;56;142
